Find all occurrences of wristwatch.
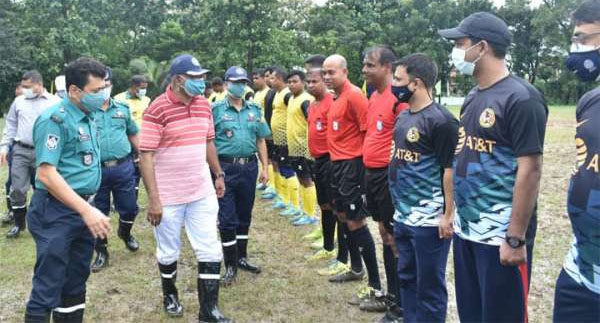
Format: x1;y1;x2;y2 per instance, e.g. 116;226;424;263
215;171;225;179
505;236;525;248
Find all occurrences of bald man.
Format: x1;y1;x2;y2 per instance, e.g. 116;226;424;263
323;55;384;307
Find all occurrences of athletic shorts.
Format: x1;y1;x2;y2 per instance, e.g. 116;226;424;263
330;157;367;221
365;166;395;232
313;154;332;206
289;156;314;181
273;145;290;167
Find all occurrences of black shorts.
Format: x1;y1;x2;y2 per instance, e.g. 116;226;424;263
266;139;276;160
365;167;395;232
273;145;290;167
313;154;332;206
289;156;314;181
330;157;367;221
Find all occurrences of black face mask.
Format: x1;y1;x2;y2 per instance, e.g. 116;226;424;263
391;85;413;103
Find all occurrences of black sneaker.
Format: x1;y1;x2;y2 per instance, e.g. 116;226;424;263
238;257;261;274
377;305;403;323
6;225;22;238
163;294;183;317
328;269;364;283
359;288;388;312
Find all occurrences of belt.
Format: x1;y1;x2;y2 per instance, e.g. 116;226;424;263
38;190;95;203
15;141;34;150
102;156;130;168
218;155;257;165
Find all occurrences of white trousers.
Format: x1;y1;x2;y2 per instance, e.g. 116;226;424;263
154;195;223;264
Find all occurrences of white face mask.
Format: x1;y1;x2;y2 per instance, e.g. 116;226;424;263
451;42;483;76
23;88;37;99
136;88;147;98
102;86;112;101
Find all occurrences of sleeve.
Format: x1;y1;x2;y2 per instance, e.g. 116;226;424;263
301;100;311;119
1;100;18;151
33;116;64;167
139;107;163;151
284;92;293;106
507;96;548;157
125;108;139;135
432;118;459;168
256;108;272;138
350;92;369;132
207;110;215;140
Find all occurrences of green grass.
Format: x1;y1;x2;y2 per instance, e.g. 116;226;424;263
0;106;578;322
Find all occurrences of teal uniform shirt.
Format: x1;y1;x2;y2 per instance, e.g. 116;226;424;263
33;97;102;195
212;99;271;157
93;99;138;162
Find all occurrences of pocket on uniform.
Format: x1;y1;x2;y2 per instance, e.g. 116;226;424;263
76;141;95;167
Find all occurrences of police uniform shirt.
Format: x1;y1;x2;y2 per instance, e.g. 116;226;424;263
93;99;139;162
286;91;315;158
453;75;548;246
212;99;271;157
33;97;101;195
270;87;292;146
563;86;600;294
389;102;458;227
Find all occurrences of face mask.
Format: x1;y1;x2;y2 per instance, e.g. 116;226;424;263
228;82;246;99
56;90;66;99
451;42;483;76
23;88;37;99
183;78;206;97
102;86;112;101
136;88;147;98
392;85;414;103
565;43;600;82
80;90;106;113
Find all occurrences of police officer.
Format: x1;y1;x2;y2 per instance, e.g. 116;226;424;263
90;68;140;272
212;66;270;286
24;57;110;323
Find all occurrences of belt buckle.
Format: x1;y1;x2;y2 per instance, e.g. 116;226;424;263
238;158;247;165
87;194;96;203
105;160;117;167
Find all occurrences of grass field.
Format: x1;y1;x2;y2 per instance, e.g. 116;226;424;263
0;105;577;322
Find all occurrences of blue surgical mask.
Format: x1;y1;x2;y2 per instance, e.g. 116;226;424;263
391;85;413;103
102;86;112;101
451;42;483;76
80;90;106;113
227;82;246;99
565;43;600;82
183;78;206;97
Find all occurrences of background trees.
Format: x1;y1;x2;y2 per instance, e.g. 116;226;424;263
0;0;587;108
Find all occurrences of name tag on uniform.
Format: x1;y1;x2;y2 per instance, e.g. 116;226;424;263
112;110;126;119
248;113;255;122
83;153;93;166
332;120;339;131
316;120;323;131
78;127;90;141
222;114;234;121
376;120;383;132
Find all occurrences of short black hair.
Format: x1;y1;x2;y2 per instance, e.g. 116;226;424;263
264;66;275;74
22;70;43;84
271;67;288;81
572;0;600;25
394;53;438;89
287;70;306;81
469;37;507;59
364;46;397;66
252;68;266;77
131;75;148;86
304;54;326;68
211;77;224;86
64;57;106;90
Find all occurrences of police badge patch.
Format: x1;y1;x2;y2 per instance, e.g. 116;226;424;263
83;153;93;166
46;134;59;150
248;113;255;121
225;130;234;138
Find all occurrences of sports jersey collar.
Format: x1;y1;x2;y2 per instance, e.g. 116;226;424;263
477;74;511;91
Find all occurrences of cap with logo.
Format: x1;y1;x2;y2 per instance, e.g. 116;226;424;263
170;54;210;77
224;66;250;82
438;12;512;48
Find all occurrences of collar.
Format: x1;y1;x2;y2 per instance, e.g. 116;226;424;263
225;97;250;112
166;85;182;105
62;97;88;121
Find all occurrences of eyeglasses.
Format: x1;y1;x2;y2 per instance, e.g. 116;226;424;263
571;31;600;44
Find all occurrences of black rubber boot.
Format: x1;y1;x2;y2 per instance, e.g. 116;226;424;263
198;262;232;323
220;230;238;287
51;293;85;323
159;262;183;317
24;312;50;323
118;220;139;251
6;207;26;238
90;238;109;272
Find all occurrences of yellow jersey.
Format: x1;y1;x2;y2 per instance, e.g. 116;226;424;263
208;91;227;104
114;91;151;127
287;91;315;158
270;87;292;146
253;86;270;111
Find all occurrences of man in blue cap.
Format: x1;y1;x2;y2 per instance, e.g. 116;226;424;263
24;57;111;323
139;54;232;322
213;66;270;286
439;12;547;322
90;67;140;272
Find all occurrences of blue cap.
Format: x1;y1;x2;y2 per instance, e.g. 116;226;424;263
224;66;250;82
169;54;210;76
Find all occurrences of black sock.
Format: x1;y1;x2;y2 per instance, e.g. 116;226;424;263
350;226;381;290
336;219;348;263
383;244;400;305
237;227;249;259
322;210;336;251
346;224;364;273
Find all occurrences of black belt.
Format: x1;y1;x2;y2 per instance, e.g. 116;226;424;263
218;155;256;165
15;141;34;149
37;190;95;203
102;156;130;168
